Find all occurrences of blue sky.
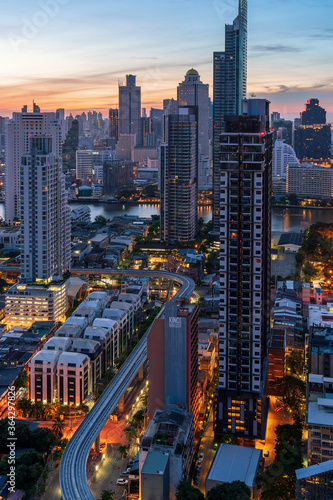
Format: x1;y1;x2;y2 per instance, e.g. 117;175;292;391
1;0;332;120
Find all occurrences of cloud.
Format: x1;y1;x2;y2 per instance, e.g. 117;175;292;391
251;44;302;53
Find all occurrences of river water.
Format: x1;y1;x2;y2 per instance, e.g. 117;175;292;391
1;203;333;232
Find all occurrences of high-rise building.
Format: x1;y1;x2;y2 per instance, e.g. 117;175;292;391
177;69;209;157
212;0;248;232
301;98;326;126
108;108;119;140
215;99;273;440
62;119;79;175
119;75;142;144
272;139;299;178
4;105;62;223
147;299;199;427
294;99;331;162
20;137;71;283
160;106;198;244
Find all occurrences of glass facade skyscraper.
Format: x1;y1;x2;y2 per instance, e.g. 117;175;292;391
213;0;248;233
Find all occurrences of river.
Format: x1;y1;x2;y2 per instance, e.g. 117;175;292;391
1;203;333;232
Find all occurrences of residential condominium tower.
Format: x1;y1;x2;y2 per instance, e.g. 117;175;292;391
20;136;71;283
213;0;248;233
160;105;198;244
4;105;62;223
215;99;273;439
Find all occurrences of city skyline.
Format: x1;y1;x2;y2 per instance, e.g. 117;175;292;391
1;0;333;120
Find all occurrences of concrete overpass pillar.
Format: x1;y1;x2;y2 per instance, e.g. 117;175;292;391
95;432;100;453
138;364;144;382
119;394;125;414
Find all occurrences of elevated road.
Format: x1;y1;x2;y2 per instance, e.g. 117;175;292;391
60;270;195;500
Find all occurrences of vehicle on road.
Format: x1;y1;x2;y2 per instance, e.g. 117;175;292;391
116;478;128;485
264;449;269;457
121;471;129;476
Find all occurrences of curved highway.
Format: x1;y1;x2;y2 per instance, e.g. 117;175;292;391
60;270;195;500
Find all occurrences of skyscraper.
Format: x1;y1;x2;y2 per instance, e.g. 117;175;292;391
119;75;142;144
212;0;248;233
160;105;198;244
147;299;199;427
177;69;209;157
20;136;71;283
215;99;273;440
5;132;71;327
108;108;119;140
294;98;331;162
4;105;62;223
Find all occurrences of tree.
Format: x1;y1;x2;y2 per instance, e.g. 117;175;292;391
207;481;251;500
270;375;306;415
94;215;107;226
14;369;28;389
221;434;239;445
118;444;130;459
16;398;33;417
176;480;205;500
100;491;115;500
52;416;65;438
30;427;56;451
286;351;304;378
258;417;303;500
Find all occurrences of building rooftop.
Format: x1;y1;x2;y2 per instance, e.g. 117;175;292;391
141;451;169;475
186;68;199;76
296;459;333;480
206;444;262;488
278;232;304;247
57;351;89;366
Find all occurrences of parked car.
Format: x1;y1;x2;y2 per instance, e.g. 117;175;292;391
264;449;269;457
116;478;128;485
121;471;129;476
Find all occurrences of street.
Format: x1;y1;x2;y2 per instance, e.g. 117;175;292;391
197;408;215;495
262;396;294;467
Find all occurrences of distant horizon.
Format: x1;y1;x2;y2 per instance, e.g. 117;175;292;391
1;0;333;121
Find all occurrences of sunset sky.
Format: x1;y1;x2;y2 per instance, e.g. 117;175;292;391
1;0;333;120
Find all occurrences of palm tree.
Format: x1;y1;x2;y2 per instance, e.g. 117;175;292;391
52;416;65;438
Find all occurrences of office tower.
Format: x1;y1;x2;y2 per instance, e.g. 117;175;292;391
119;75;142;144
20;136;71;282
177;69;209;158
212;0;248;233
272;139;299;178
150;108;163;141
147;299;199;427
271;117;293;145
301;98;326;125
215;99;273;440
294;98;331;162
160;106;198;244
4;105;62;223
109;108;119;140
62;119;79;175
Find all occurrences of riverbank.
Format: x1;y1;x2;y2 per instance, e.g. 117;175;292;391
274;204;333;210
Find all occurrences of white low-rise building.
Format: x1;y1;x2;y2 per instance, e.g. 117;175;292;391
54;324;83;338
29;350;60;404
63;316;88;333
83;326;114;374
71;338;102;390
85;291;108;310
57;351;91;406
43;337;72;351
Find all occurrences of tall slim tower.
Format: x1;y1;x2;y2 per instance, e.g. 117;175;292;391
4;106;62;223
20;136;71;282
118;75;142;145
215;99;273;440
212;0;248;232
160;106;198;244
177;69;209;157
